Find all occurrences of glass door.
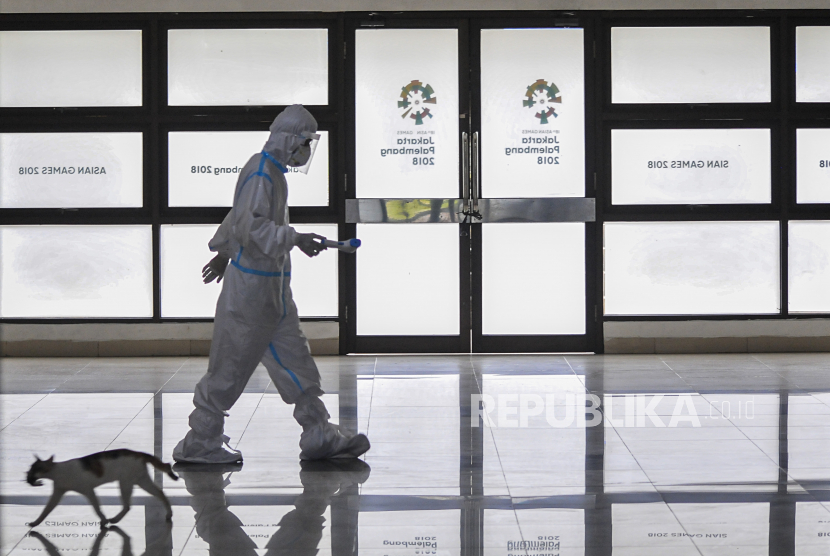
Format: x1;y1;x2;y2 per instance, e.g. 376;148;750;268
347;18;595;353
470;23;595;352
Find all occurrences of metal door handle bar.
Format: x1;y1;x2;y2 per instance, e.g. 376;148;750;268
471;131;480;214
346;198;595;223
462;131;470;208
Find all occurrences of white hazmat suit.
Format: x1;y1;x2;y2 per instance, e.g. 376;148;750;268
173;105;370;464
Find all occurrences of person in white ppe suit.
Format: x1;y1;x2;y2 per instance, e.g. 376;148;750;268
173;105;370;464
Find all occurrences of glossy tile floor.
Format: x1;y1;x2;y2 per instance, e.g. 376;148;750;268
3;354;830;555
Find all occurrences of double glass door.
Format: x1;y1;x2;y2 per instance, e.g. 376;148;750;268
347;18;596;353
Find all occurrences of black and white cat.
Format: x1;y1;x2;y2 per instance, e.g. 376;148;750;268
26;449;179;528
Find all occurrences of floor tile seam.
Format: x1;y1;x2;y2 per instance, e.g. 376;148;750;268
364;357;378;438
697;387;797;490
103;358;191;452
657;358;700;394
483;409;519;528
606;421;671;503
177;515;200;556
0;393;50;433
750;354;806;391
476;356;525;549
3;530;28;556
233;384;272;450
2;360;96;433
663;502;710;556
563;356;592;395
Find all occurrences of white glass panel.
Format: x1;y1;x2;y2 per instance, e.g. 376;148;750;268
612;27;771;104
480;29;584;198
612;129;771;205
0;30;142;107
160;224;220;318
161;223;337;318
788;221;830;313
0;132;143;208
482;223;584;335
288;223;338;318
796;129;830;204
604;222;779;315
796;27;830;102
355;29;459;198
356;224;458;335
167;29;327;106
0;225;152;318
168;130;329;207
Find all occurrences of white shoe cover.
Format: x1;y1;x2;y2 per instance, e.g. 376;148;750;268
173;434;243;464
299;423;371;461
294;392;371;460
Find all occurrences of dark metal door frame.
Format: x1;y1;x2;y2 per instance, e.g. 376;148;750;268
344;13;599;354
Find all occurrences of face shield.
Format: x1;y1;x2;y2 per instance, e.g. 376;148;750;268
287;131;321;174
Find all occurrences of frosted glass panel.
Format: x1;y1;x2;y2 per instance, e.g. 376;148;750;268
0;225;152;318
161;223;337;318
356;224;458;335
796;129;830;204
796;27;830;102
287;224;338;318
168;131;329;207
355;29;459;198
482;223;584;335
160;224;220;318
168;29;327;106
612;27;771;104
0;133;143;208
604;222;779;315
612;129;771;205
480;29;584;198
789;221;830;313
0;30;142;107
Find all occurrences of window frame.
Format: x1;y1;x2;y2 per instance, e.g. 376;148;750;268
0;12;345;325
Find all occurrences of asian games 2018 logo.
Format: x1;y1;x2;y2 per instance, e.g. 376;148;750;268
523;79;561;125
398;80;437;125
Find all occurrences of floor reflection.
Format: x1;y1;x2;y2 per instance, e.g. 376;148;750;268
3;354;830;555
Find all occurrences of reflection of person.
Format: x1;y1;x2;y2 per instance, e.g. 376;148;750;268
179;460;370;555
266;460;370;556
180;470;258;556
173;105;370;464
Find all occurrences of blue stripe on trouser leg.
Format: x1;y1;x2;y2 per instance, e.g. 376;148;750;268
269;342;305;394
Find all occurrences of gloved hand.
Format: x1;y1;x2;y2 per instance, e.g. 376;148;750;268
295;233;327;258
202;254;229;284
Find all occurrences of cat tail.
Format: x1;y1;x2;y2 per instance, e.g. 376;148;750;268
145;455;179;481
